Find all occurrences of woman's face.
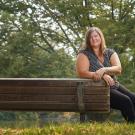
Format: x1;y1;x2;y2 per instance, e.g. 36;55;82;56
89;31;101;48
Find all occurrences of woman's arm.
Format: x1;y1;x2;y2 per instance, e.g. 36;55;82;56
96;52;122;77
104;52;122;75
76;53;101;80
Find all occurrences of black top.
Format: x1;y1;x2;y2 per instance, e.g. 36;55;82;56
79;47;115;72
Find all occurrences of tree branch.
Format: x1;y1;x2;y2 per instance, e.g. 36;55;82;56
43;3;78;53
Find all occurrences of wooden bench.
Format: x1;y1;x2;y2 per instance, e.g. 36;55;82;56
0;78;110;122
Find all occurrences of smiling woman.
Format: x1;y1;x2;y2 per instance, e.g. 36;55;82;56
76;27;135;123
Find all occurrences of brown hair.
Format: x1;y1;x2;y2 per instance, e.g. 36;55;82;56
82;27;106;55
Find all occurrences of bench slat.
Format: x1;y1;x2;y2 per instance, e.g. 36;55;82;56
0;94;109;103
0;78;107;87
0;102;109;112
0;87;108;95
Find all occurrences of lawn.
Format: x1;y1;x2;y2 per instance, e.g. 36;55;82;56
0;122;135;135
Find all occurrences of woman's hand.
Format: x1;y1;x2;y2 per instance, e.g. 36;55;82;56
92;72;101;81
95;68;106;79
102;74;115;86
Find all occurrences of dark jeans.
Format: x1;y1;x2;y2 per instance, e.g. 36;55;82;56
110;84;135;122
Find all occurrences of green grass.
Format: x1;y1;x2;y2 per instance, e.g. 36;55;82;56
0;122;135;135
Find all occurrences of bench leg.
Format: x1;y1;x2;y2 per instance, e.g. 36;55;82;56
38;112;48;127
80;113;86;122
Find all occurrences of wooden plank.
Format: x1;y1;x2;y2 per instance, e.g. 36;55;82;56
85;87;109;95
0;87;76;94
0;102;109;112
0;95;76;102
84;95;109;103
0;79;82;87
0;94;109;103
0;86;109;95
0;78;107;87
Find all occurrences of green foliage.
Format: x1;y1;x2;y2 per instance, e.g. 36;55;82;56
0;112;16;121
0;45;75;77
0;112;38;121
118;51;135;91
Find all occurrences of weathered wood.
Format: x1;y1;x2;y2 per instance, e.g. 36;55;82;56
0;78;110;113
0;102;109;111
0;87;108;95
0;95;109;103
0;78;108;87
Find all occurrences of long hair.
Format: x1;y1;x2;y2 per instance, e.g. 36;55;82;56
82;27;106;55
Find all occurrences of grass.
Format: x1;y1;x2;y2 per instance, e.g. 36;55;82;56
0;122;135;135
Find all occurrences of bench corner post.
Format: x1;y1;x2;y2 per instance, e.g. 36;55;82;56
80;113;86;122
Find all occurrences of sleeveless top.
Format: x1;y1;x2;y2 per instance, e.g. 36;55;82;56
79;47;115;72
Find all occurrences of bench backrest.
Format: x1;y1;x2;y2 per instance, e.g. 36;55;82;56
0;78;110;113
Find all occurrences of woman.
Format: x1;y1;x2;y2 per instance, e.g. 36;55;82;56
76;27;135;122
